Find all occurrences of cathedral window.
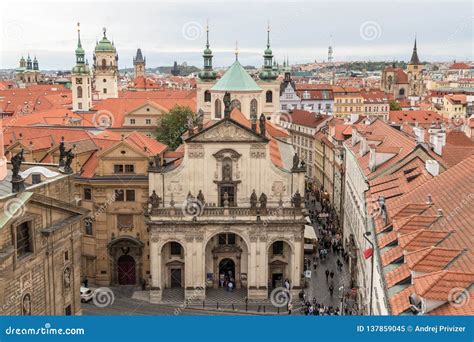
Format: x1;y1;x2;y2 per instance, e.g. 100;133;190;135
250;99;258;117
16;221;33;259
222;157;233;181
101;59;106;68
204;90;211;102
77;86;83;99
272;241;284;255
266;90;273;103
215;99;222;118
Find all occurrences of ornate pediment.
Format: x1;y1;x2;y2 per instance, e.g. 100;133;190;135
186;118;267;143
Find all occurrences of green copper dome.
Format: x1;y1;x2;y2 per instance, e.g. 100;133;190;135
95;28;116;52
211;60;261;91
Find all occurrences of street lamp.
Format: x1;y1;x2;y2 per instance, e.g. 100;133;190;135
363;231;374;315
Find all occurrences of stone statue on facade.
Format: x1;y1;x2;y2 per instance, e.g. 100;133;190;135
250;189;258;208
197;109;204;131
292;153;299;169
197;190;205;204
11;149;25;193
58;138;66;167
259;113;266;136
292;190;302;208
223;92;231;118
148;190;161;211
11;149;24;180
259;192;267;209
61;148;75;174
187;115;194;135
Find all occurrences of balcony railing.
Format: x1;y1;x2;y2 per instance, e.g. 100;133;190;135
147;206;305;222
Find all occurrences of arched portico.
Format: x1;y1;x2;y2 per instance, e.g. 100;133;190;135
267;240;293;289
204;231;249;291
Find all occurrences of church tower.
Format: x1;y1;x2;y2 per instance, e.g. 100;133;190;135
93;27;118;99
71;23;92;112
133;48;145;78
197;22;217;120
407;37;424;97
257;23;280;116
328;35;333;63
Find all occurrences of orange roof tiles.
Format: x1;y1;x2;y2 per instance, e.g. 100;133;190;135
405;247;463;273
413;271;474;301
385;263;411;287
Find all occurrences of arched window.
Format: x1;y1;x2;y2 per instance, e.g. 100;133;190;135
215;99;222;118
250;99;258;118
77;86;83;99
101;59;106;68
266;90;273;103
204;90;211;103
230;99;241;111
399;88;405;96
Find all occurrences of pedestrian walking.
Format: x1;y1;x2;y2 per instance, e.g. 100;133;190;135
325;269;330;282
83;276;88;288
329;284;334;297
288;302;293;315
330;270;334;279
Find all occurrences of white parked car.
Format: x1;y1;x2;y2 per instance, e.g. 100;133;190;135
80;287;94;303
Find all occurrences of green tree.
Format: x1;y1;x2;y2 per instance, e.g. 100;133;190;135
156;105;195;150
389;100;402;111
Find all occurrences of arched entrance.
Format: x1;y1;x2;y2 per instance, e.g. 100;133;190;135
205;232;248;290
268;240;293;289
108;236;144;286
117;255;136;285
218;258;235;287
161;241;185;289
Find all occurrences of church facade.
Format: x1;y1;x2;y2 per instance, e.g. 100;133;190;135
147;103;306;301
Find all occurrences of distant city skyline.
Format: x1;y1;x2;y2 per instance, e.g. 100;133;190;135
0;1;472;70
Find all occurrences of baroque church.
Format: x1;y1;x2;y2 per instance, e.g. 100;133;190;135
146;25;307;302
380;39;424;99
196;25;281;122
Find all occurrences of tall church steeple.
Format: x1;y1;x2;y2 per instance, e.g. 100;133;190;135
198;21;216;80
71;22;92;112
409;37;421;65
259;22;277;81
93;26;118;99
133;48;146;78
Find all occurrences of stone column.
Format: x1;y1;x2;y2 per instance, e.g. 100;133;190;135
290;235;304;298
184;237;205;301
247;236;268;300
149;236;162;303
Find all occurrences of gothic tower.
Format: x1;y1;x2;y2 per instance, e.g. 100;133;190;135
93;27;118;99
197;22;217;121
71;23;92;112
133;48;145;78
407;37;424;97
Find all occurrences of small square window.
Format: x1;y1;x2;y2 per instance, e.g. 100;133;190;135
126;190;135;201
114;165;124;173
124;164;134;173
31;174;41;185
115;190;125;201
130;119;136;125
84;188;92;200
146;119;151;125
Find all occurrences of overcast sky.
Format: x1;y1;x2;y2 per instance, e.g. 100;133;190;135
0;0;472;70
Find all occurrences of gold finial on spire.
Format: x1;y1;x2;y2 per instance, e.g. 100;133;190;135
103;27;107;37
235;40;239;61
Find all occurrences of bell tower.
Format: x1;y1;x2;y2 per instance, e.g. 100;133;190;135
407;37;424;97
133;48;145;78
71;22;92;111
93;27;118;99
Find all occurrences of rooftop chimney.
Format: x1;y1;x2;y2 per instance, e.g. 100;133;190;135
425;160;440;177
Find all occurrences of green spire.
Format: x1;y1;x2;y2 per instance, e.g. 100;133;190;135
75;22;85;64
198;20;216;80
72;22;90;75
259;22;277;81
